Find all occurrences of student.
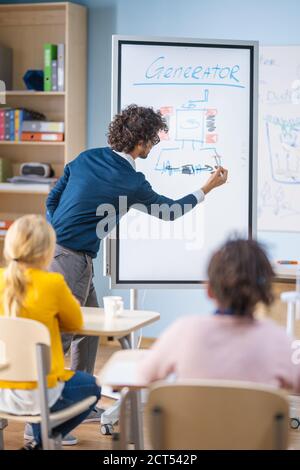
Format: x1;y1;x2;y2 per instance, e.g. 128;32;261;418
0;215;101;449
138;239;300;391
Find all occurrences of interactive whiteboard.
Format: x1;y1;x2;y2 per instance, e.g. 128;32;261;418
111;36;258;288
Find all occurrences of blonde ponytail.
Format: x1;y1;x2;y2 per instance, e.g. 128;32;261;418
1;215;56;317
3;260;27;317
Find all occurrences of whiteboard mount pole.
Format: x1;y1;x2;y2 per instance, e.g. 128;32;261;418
130;288;138;310
130;289;138;348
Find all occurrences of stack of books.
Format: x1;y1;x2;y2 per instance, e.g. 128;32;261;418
0;109;64;142
0;108;45;141
21;121;64;142
44;43;65;92
8;175;57;185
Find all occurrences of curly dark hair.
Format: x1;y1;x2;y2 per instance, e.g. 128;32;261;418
107;104;168;153
207;238;275;317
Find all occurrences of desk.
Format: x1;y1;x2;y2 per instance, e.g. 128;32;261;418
79;308;159;448
274;265;298;283
99;350;149;389
80;307;160;348
257;279;300;339
98;350;149;449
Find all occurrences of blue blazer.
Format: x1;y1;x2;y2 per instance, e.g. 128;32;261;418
46;147;198;258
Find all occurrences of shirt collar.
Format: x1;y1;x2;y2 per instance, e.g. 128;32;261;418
112;149;136;171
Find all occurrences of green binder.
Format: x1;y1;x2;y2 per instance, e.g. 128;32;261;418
0;158;12;182
44;44;57;92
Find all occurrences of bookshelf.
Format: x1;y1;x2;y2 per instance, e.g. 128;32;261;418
0;141;65;146
0;2;87;263
0;183;51;194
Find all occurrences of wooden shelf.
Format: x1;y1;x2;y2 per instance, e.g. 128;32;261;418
0;212;25;220
0;3;67;10
0;183;51;194
0;141;65;146
1;91;65;96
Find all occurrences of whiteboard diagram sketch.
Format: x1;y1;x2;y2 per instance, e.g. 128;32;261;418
258;46;300;231
155;95;222;176
266;119;300;184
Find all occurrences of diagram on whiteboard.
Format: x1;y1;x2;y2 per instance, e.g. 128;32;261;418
266;120;300;184
155;92;222;176
258;46;300;232
258;181;300;219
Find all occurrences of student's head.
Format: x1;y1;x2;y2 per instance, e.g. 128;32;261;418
207;238;275;318
107;104;168;158
2;215;56;317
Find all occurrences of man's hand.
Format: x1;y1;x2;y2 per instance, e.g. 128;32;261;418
201;166;228;195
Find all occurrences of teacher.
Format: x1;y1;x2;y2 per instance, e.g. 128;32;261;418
46;104;228;381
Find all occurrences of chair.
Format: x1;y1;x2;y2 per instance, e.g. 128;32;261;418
0;317;97;450
119;379;289;450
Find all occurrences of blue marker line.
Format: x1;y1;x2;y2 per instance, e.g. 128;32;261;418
133;82;245;89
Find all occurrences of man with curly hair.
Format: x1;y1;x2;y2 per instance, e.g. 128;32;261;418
46;104;228;421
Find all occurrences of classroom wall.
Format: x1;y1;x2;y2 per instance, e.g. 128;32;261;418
4;0;300;336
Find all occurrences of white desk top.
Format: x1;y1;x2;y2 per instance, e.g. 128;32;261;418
274;264;298;282
98;349;149;389
79;307;160;337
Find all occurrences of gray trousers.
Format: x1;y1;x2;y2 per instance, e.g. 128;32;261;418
50;244;99;374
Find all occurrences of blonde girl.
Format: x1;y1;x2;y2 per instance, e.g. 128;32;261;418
0;215;101;449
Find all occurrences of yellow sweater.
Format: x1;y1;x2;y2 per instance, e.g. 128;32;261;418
0;268;83;389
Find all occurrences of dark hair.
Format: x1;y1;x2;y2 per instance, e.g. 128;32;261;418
207;238;275;317
107;104;168;153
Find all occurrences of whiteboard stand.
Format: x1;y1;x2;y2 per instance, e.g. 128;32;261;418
130;288;138;348
280;291;300;337
130;288;138;310
102;235;111;277
103;237;140;348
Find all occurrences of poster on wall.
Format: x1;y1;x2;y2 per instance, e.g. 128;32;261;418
258;46;300;232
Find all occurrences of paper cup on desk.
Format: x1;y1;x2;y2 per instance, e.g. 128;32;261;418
103;296;124;320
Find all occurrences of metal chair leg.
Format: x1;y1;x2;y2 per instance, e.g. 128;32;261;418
0;419;8;450
119;388;131;449
52;433;62;450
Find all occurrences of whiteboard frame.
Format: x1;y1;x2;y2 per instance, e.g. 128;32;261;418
110;35;259;289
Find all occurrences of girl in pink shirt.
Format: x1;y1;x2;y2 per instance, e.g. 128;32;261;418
138;239;300;392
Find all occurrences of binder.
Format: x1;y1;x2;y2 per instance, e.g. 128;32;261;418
15;109;20;141
9;109;14;140
44;44;57;92
51;59;58;91
57;43;65;91
0;108;6;140
4;109;11;140
0;157;12;182
22;121;64;133
21;132;64;142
